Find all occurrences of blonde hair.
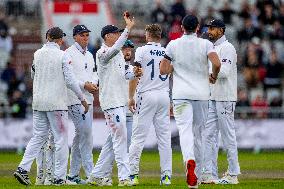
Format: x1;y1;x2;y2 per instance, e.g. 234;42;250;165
145;24;162;39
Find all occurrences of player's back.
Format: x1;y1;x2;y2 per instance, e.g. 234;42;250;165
135;42;169;93
32;44;68;111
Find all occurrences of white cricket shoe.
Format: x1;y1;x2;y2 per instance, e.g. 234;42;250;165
217;174;239;184
118;179;131;187
87;176;112;186
44;177;53;185
160;175;171;185
200;173;217;184
35;176;45;185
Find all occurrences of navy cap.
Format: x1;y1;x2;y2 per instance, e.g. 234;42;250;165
101;25;124;38
182;14;199;31
47;27;66;39
73;25;91;36
123;40;134;48
205;19;226;28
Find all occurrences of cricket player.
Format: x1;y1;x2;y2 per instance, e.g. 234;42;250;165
65;24;98;184
92;40;136;186
123;39;135;151
201;19;240;184
160;15;221;188
128;24;172;186
13;27;88;185
35;29;55;186
87;12;142;187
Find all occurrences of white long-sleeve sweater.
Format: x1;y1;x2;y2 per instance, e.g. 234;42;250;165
32;42;84;111
64;43;98;106
97;28;132;111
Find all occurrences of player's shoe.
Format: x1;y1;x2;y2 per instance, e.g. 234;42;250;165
186;160;198;188
67;175;87;185
200;173;217;184
13;167;32;185
129;174;139;186
53;178;77;185
87;176;112;186
217;174;239;184
44;172;53;185
53;178;65;185
44;177;53;185
35;176;45;185
160;175;171;185
118;179;131;186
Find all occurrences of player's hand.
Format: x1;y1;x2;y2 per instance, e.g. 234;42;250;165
123;11;135;30
81;99;89;114
133;66;143;78
84;82;98;94
209;73;217;84
128;98;136;113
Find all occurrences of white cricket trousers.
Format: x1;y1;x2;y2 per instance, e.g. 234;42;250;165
68;104;94;178
129;90;172;178
173;100;208;179
36;131;55;179
19;110;69;180
203;100;240;176
91;106;130;181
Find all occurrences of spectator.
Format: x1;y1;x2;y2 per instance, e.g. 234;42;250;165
0;11;8;35
243;46;264;88
5;0;24;17
237;18;262;42
237;89;250;107
0;62;16;84
251;94;268;118
236;89;250;119
238;1;251;19
0;12;12;70
278;4;284;26
219;1;235;25
151;0;168;25
269;20;284;40
9;90;27;118
258;4;277;26
151;0;169;39
168;18;183;41
170;0;186;24
263;50;283;90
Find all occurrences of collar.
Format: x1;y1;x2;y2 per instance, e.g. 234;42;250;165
146;42;161;46
45;42;60;49
74;42;88;54
183;33;197;37
214;35;226;46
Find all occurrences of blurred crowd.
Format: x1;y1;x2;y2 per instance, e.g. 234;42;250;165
0;0;284;119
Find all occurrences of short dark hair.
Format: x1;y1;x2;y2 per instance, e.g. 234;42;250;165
182;15;199;33
145;24;162;39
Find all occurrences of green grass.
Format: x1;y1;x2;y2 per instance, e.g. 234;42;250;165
0;150;284;188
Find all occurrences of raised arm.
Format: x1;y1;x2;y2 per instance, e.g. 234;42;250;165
99;13;135;63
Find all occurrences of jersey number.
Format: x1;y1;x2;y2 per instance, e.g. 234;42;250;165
147;59;168;81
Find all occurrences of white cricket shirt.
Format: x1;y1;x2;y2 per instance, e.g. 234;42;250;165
135;42;169;93
209;35;237;101
165;33;215;100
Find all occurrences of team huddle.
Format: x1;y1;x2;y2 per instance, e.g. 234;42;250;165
13;12;240;188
